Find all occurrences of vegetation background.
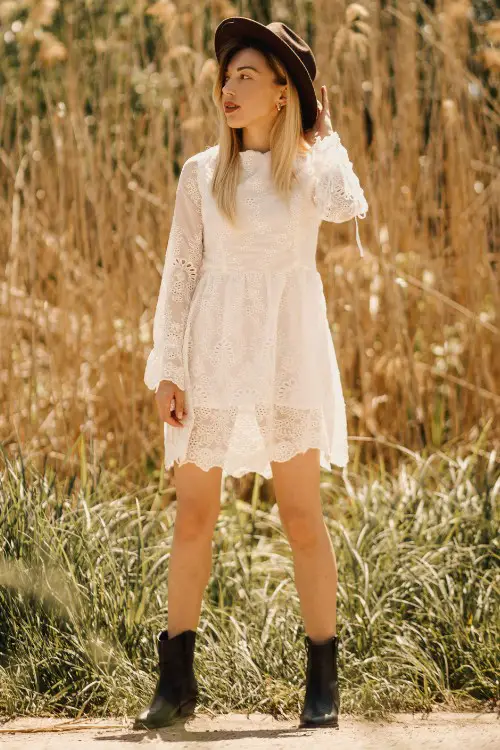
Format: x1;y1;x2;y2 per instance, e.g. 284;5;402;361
0;0;499;722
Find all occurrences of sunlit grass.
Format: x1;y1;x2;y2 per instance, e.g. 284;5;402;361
0;441;498;720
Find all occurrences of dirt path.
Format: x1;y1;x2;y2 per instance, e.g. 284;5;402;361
0;712;498;749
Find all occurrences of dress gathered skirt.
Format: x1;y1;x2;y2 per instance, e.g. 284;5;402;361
144;132;369;479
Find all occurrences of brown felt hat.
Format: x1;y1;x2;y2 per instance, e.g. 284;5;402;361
214;16;319;133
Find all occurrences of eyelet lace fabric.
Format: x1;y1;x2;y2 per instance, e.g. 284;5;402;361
144;132;369;478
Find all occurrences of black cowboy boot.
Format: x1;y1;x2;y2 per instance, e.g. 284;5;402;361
299;633;340;729
133;629;198;730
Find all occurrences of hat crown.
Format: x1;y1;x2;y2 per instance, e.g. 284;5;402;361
265;22;316;81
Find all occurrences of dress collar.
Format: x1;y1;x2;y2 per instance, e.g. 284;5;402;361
238;147;309;173
239;149;270;163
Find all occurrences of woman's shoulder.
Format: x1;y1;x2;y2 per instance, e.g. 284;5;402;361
176;145;219;200
177;145;218;185
183;143;219;169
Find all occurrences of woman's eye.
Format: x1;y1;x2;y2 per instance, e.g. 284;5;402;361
223;74;250;82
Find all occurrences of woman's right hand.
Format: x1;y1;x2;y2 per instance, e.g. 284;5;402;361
155;380;187;428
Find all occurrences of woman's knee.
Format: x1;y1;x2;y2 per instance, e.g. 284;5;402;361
173;461;222;542
175;503;219;542
270;448;323;550
280;507;323;550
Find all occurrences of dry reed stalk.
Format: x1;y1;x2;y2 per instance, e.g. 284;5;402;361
0;1;498;481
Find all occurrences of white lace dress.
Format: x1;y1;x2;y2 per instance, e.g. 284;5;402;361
144;132;368;479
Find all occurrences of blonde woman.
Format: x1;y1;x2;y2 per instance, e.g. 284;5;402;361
136;16;368;732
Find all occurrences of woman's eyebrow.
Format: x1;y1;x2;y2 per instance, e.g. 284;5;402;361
225;65;261;74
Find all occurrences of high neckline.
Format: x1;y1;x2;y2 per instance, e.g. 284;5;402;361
236;146;310;174
238;147;310;159
238;149;272;173
239;149;271;160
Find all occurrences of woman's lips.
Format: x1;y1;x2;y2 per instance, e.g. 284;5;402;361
224;104;240;114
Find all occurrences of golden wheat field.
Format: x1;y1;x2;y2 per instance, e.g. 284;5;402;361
1;1;499;480
0;0;499;724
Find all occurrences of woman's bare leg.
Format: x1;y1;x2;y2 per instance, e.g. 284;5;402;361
167;460;223;638
271;448;337;641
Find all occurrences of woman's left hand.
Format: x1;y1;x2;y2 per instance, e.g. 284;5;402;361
304;85;334;145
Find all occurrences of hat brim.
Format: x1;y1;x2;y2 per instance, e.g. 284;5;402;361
214;16;318;133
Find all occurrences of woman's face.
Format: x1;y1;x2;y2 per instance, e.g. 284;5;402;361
221;47;286;129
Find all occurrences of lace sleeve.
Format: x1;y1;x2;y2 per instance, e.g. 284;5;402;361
310;131;369;257
144;157;203;393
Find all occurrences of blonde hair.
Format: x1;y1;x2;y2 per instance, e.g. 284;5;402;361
210;37;311;225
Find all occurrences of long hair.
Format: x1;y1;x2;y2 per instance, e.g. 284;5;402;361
210;37;311;225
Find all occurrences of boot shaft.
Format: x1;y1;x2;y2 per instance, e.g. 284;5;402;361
157;629;197;679
304;634;339;693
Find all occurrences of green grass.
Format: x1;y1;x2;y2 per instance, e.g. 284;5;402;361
0;441;498;721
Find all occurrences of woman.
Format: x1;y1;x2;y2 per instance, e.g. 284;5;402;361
136;16;368;731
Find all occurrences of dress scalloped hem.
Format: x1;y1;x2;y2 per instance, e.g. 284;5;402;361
162;403;349;480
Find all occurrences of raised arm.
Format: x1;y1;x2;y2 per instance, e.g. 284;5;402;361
144;157;203;393
309;131;369;257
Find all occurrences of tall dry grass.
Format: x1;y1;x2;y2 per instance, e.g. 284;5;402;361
0;1;499;482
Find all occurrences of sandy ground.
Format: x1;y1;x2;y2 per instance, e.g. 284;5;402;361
0;712;498;749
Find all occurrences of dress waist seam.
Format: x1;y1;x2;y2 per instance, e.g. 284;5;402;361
199;265;318;275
